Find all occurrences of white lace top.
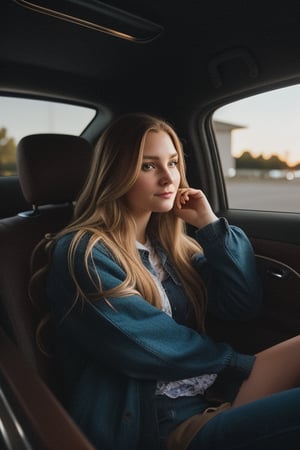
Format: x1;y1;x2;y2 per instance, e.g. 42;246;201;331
136;240;217;399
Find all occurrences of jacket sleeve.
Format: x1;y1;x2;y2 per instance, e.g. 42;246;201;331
193;217;263;320
47;233;255;382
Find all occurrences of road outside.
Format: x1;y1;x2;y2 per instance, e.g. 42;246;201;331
226;178;300;213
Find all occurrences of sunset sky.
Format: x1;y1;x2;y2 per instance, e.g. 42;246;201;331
0;97;96;144
213;84;300;166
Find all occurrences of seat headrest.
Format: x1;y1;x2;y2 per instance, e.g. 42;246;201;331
17;134;93;205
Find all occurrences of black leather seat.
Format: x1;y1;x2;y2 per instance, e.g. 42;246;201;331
0;133;93;392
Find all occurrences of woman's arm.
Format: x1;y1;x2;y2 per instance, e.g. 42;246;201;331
194;218;263;320
174;188;262;320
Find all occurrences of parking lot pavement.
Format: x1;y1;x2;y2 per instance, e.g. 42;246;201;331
226;179;300;212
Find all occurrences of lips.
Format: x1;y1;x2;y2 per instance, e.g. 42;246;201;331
155;192;173;198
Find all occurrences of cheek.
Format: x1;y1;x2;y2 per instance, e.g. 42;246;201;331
133;174;155;192
174;169;181;187
125;177;150;203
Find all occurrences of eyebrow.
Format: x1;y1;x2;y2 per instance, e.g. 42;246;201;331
143;153;178;160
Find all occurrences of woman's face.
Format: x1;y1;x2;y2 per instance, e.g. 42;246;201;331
125;130;181;220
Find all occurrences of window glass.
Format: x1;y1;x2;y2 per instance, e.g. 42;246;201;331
0;96;96;176
212;85;300;212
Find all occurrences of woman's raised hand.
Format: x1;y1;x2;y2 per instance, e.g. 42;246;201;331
174;188;218;229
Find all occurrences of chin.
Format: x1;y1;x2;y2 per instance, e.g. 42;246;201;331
155;206;174;213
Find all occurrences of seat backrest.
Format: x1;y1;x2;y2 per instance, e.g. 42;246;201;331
0;133;93;392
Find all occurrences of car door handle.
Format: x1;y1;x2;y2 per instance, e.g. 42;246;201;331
266;266;290;280
255;254;300;281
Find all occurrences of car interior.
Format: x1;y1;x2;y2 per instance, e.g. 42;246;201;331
1;0;300;448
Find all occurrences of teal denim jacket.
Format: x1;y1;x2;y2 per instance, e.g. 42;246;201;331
46;218;262;450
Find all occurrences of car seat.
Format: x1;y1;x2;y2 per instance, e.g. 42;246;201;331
0;133;93;393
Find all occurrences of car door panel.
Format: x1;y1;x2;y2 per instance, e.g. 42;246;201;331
0;327;95;450
206;210;300;355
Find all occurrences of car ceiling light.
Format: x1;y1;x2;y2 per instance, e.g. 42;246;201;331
13;0;164;43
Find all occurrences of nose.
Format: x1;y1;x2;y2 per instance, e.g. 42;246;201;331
159;167;173;185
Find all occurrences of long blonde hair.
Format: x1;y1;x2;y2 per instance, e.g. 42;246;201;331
31;113;207;333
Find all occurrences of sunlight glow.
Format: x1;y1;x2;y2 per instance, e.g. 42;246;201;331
214;84;300;166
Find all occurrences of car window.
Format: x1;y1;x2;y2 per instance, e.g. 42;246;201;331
0;96;96;176
212;85;300;213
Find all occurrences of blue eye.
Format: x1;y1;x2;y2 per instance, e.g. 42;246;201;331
169;160;179;167
142;162;155;171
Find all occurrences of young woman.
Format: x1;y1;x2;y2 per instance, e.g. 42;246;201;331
34;113;300;450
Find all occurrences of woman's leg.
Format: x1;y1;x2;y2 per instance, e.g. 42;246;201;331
233;335;300;407
189;388;300;450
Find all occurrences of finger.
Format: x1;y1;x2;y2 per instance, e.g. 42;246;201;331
175;188;188;209
182;191;190;203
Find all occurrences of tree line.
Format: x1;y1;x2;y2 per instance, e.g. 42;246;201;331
0;127;16;176
235;150;300;171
